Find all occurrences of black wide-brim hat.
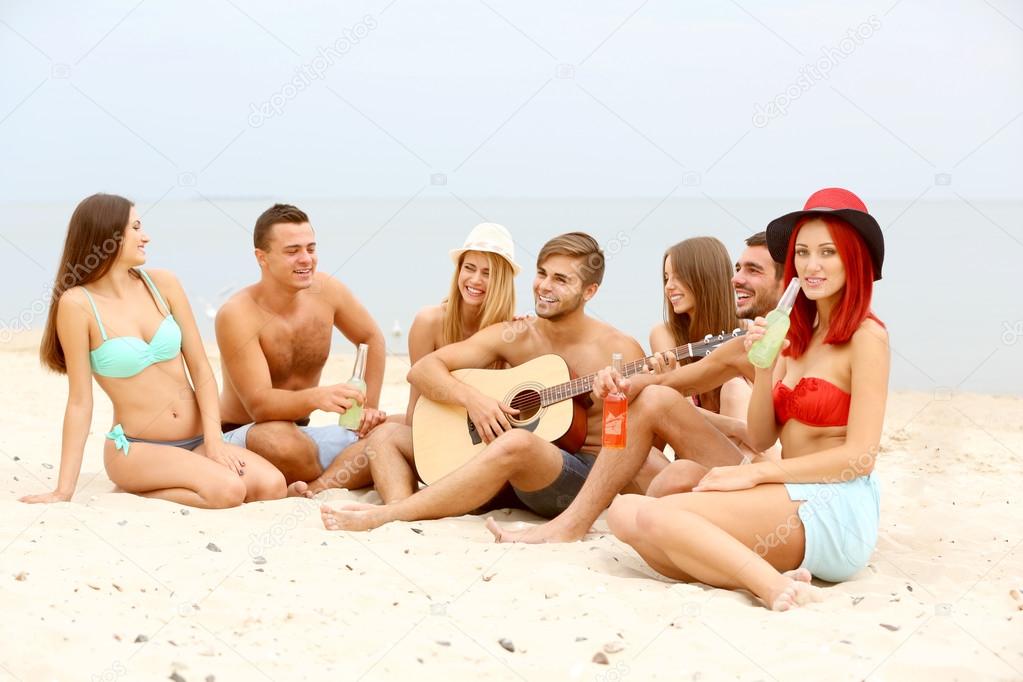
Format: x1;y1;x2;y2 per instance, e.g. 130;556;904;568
766;187;884;281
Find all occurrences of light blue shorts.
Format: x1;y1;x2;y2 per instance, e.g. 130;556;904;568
784;472;880;583
223;423;360;470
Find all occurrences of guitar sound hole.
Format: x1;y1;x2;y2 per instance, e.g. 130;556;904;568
509;389;541;421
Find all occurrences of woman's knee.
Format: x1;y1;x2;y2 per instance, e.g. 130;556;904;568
203;474;247;509
634;497;691;540
247;467;287;501
607;494;646;541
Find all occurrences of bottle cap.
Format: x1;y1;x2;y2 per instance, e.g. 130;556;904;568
777;278;801;314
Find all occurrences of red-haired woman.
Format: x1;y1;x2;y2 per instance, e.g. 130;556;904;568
606;188;889;610
21;194;286;507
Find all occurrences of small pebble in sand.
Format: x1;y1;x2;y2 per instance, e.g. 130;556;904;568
169;673;186;682
498;638;515;652
592;652;609;665
206;543;221;553
602;641;624;654
135;634;148;643
180;509;189;516
14;572;27;581
42;463;53;469
879;623;900;631
252;556;267;565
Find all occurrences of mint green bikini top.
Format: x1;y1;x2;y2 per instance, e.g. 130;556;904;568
81;269;182;379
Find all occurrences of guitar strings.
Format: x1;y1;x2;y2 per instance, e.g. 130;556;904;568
502;332;741;411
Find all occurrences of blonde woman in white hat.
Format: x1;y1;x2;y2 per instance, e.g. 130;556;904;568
402;223;520;423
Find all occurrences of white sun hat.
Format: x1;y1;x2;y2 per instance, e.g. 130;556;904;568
449;222;521;275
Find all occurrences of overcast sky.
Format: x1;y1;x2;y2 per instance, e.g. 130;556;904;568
1;0;1021;201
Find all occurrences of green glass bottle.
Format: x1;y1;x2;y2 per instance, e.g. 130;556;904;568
747;278;801;369
338;343;369;430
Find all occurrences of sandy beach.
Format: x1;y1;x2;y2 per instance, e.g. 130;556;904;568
1;332;1021;681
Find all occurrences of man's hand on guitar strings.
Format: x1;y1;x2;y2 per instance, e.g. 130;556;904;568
465;390;520;443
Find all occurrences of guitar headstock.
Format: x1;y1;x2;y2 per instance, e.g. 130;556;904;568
692;328;746;357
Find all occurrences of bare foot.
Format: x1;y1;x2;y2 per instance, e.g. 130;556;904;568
768;579;822;612
320;503;387;532
287;481;312;498
485;517;587;544
783;567;813;584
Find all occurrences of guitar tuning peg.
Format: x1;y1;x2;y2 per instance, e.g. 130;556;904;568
704;334;713;342
732;328;742;335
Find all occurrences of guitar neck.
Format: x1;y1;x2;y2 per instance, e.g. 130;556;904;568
538;343;703;406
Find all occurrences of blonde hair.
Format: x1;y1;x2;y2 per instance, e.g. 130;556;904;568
662;237;739;413
442;251;516;346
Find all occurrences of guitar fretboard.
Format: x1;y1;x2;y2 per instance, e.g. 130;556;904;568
537;340;716;406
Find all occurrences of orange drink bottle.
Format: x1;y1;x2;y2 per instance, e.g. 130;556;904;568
602;352;627;449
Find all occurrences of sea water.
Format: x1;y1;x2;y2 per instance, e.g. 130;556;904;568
1;197;1019;394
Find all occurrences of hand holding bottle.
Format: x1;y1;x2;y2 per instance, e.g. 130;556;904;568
602;353;628;449
743;317;790;365
339;343;370;430
746;278;800;369
593;365;631;400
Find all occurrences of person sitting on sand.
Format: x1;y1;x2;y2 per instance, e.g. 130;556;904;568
331;223;523;503
216;203;388;494
319;232;652;531
402;222;520;423
641;233;785;496
21;194;286;507
606;187;889;610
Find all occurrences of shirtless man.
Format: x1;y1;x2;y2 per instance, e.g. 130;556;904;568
217;203;388;489
319;232;717;531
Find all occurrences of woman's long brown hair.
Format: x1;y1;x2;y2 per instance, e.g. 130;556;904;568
662;237;740;413
40;193;133;373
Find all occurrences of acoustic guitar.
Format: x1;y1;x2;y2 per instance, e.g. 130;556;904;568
411;330;744;484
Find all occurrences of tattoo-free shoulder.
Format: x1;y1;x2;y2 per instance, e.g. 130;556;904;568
853;317;889;347
412;304;445;328
649;322;673;351
139;267;175;284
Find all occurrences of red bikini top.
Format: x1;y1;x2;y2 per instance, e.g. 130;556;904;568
773;377;851;428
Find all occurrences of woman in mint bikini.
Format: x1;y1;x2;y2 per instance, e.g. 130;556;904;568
21;193;286;507
607;188;889;610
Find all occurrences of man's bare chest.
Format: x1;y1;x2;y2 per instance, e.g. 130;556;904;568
258;312;333;383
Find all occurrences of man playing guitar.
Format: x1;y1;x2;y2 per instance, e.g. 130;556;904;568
320;233;743;535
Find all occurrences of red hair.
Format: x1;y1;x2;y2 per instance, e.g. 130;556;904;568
783;216;884;358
